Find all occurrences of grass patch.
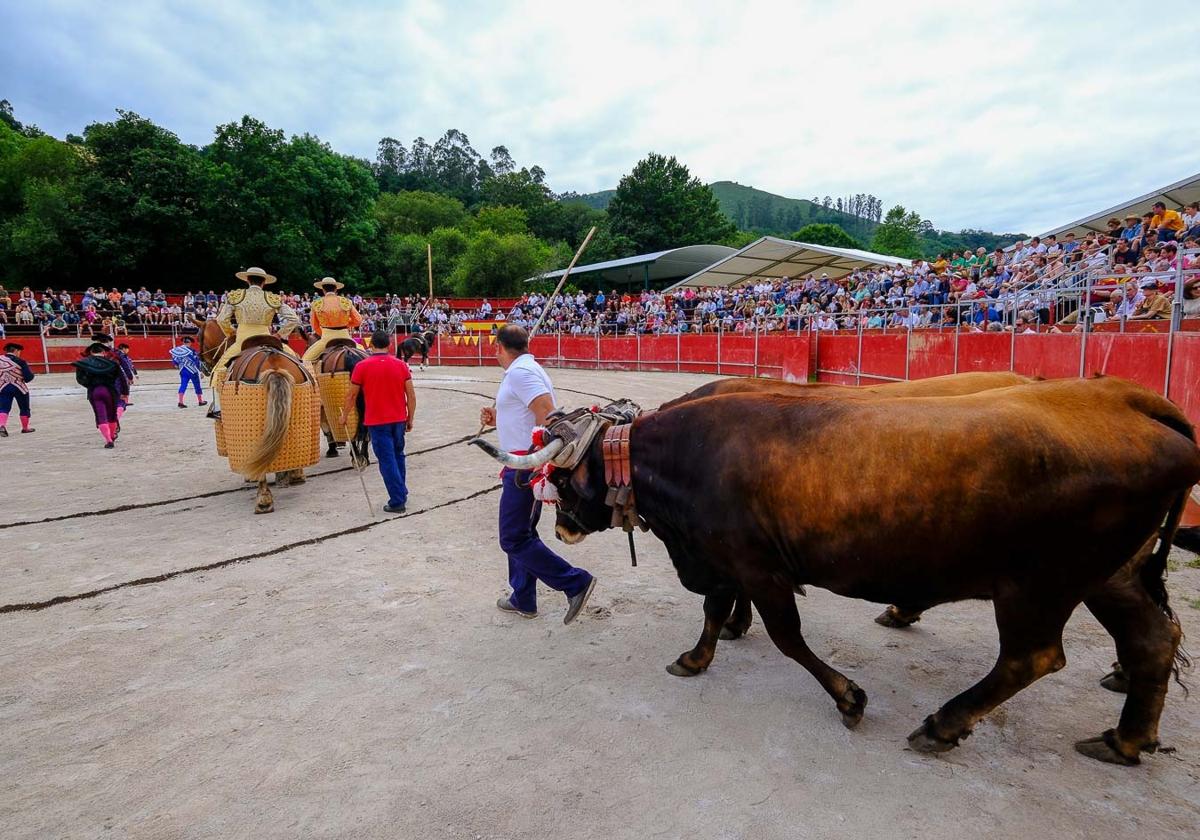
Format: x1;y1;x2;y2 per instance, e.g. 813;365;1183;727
1189;598;1200;611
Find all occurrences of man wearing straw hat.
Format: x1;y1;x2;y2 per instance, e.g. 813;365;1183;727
207;266;300;417
303;276;363;362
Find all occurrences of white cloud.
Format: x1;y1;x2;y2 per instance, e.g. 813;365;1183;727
2;0;1197;234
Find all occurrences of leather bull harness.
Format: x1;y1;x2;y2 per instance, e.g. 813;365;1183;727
541;399;647;566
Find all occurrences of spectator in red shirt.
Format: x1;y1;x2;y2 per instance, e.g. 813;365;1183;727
341;330;416;514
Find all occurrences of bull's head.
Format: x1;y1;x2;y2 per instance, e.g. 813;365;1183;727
468;400;642;544
548;441;613;544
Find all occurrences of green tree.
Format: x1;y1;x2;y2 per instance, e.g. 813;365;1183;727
374;190;467;236
870;205;925;259
791;223;863;249
449;230;551;296
74;110;220;287
606;153;735;253
528;201;605;251
479;167;551;212
475;204;528;235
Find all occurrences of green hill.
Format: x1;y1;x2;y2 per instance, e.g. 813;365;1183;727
571;181;878;243
569;180;1025;257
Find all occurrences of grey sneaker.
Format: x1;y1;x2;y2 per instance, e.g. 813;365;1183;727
496;596;537;619
563;577;597;625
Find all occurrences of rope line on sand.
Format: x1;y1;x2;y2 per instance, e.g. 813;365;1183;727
0;484;502;614
0;433;482;531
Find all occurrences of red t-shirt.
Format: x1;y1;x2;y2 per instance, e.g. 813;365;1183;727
350;353;412;426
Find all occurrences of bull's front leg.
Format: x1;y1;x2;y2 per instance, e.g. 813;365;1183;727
667;591;737;677
750;584;867;728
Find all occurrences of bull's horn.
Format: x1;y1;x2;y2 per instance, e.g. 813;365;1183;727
468;436;565;470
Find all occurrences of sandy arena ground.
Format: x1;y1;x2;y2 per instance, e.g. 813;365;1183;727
2;366;1199;840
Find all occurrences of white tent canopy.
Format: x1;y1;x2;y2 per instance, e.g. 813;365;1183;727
1040;171;1200;239
665;236;911;290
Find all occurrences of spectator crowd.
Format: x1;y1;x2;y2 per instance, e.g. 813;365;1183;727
3;200;1197;340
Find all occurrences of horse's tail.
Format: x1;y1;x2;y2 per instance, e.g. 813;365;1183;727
243;369;292;479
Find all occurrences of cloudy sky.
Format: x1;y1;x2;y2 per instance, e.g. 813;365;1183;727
3;0;1197;234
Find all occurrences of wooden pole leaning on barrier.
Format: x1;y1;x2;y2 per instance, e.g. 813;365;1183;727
528;226;596;340
427;242;434;302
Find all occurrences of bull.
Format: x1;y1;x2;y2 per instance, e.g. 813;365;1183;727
661;372;1033;639
472;377;1199;765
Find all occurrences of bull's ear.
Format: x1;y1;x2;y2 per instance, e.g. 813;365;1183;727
570;460;594;500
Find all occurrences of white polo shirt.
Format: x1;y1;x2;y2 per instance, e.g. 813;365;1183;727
496;353;558;453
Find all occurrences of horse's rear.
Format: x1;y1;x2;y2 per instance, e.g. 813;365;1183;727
314;339;369;458
218;341;321;513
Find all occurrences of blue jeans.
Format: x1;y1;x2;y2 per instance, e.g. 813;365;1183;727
368;422;408;508
499;469;592;613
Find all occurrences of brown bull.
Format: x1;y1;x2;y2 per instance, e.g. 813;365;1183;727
661;372;1032;639
658;370;1031;412
478;376;1200;765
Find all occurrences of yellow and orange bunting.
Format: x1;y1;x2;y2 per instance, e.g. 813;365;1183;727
488;335;496;345
470;335;480;346
451;335;461;345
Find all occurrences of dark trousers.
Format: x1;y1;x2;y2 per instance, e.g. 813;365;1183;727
87;385;117;426
368;421;408;508
500;469;592;613
0;386;30;417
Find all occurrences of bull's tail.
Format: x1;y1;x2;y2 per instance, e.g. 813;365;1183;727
1145;487;1192;691
243;369;292;479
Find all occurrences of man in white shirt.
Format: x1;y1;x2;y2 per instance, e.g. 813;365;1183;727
479;325;596;623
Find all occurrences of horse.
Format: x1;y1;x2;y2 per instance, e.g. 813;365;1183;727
190;316;231;375
399;329;437;369
315;339;371;463
222;337;317;514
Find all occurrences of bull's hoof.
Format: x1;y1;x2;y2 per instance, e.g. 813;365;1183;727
666;658;706;677
1099;663;1130;694
874;606;920;629
794;585;807;597
1074;731;1140;766
325;446;339;458
839;683;868;729
906;719;959;753
719;624;748;641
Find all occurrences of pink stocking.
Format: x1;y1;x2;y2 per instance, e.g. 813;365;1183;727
0;412;8;428
100;424;114;444
20;415;30;431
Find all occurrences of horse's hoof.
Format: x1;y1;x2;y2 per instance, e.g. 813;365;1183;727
666;659;705;677
907;719;958;753
839;683;868;729
1074;732;1140;766
1099;664;1130;694
718;625;746;641
875;607;918;629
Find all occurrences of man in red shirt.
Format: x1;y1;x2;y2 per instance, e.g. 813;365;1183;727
341;330;416;514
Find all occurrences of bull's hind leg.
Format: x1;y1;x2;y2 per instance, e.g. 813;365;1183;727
874;604;925;629
720;592;753;640
668;591;737;676
1076;565;1182;765
908;586;1073;754
749;585;867;728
